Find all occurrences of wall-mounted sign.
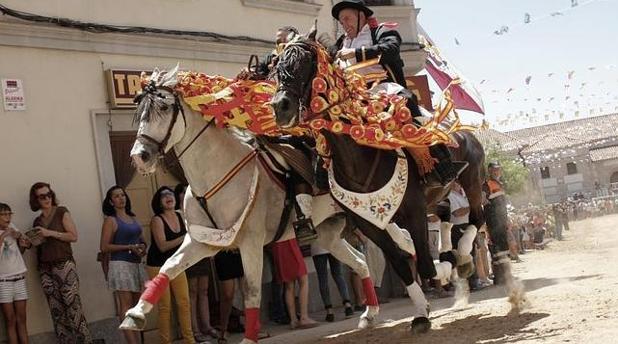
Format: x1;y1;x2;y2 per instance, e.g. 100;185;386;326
106;69;151;109
2;78;26;111
405;75;433;112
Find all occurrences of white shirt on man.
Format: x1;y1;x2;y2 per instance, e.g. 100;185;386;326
341;24;387;77
448;189;470;225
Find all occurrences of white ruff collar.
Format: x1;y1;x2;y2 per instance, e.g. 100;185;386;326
329;150;408;229
343;24;372;49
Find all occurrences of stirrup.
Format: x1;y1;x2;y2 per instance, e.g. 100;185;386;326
293;217;318;244
432;160;469;186
453;161;469;177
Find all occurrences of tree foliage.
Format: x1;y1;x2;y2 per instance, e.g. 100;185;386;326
484;144;529;195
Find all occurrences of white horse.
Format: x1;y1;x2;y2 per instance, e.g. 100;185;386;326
121;67;380;344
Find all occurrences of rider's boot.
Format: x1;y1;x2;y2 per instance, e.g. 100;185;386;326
294;193;318;244
491;250;510;285
425;144;468;187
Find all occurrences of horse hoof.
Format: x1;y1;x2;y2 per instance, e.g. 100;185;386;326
119;314;146;331
410;317;431;334
457;260;475;280
358;316;376;329
239;339;258;344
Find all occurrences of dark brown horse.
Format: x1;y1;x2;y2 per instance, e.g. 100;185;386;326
270;27;487;332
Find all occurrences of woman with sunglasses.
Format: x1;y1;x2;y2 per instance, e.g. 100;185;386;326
0;203;31;344
146;186;195;344
29;182;92;344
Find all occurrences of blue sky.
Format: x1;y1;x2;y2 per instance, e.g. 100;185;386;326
415;0;618;132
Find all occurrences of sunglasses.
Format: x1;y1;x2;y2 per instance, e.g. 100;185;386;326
161;190;175;197
37;192;53;201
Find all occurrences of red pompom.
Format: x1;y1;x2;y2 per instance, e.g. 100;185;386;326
367;16;379;29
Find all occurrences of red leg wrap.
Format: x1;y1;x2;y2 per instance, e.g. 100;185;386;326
141;273;169;305
244;308;261;342
362;277;379;306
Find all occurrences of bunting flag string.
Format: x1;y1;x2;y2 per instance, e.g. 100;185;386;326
450;0;603;44
488;0;602;38
481;60;617;130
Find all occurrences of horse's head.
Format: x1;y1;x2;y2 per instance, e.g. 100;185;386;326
271;24;320;129
130;65;186;174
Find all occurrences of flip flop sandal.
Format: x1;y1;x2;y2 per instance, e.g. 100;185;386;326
258;330;271;339
205;328;219;339
297;322;319;329
217;332;228;344
194;333;210;343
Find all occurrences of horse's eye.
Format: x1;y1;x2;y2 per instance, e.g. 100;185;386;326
160;104;169;111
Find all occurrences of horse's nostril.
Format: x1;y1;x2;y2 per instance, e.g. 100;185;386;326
141;151;151;162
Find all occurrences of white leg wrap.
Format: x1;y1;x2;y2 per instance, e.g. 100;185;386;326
361;305;379;319
457;225;477;257
440;222;453;252
127;299;152;318
295;193;313;217
451;268;459;282
494;250;510;265
406;283;429;318
385;222;416;256
358;305;380;329
433;261;453;285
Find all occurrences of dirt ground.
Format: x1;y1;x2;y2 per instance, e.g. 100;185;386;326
264;214;618;344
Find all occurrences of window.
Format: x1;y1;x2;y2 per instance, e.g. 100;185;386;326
540;166;550;179
566;162;578;175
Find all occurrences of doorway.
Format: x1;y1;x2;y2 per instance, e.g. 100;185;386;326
109;131;184;235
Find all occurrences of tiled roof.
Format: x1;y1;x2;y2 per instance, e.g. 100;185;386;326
473;128;524;153
519;133;583;154
505;113;618;153
589;145;618;162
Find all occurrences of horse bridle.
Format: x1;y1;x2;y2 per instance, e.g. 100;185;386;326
135;82;214;160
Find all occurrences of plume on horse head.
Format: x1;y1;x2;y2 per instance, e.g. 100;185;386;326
306;20;338;61
134;63;181;124
148;64;180;88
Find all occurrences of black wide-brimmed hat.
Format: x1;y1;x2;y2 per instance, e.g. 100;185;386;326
488;161;502;169
332;0;374;20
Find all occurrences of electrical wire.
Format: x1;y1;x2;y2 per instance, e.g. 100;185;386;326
0;3;272;45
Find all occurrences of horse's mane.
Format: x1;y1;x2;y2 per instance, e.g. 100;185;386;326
274;32;337;83
275;42;314;84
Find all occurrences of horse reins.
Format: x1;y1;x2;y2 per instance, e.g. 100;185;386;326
175;117;215;160
194;149;259;230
